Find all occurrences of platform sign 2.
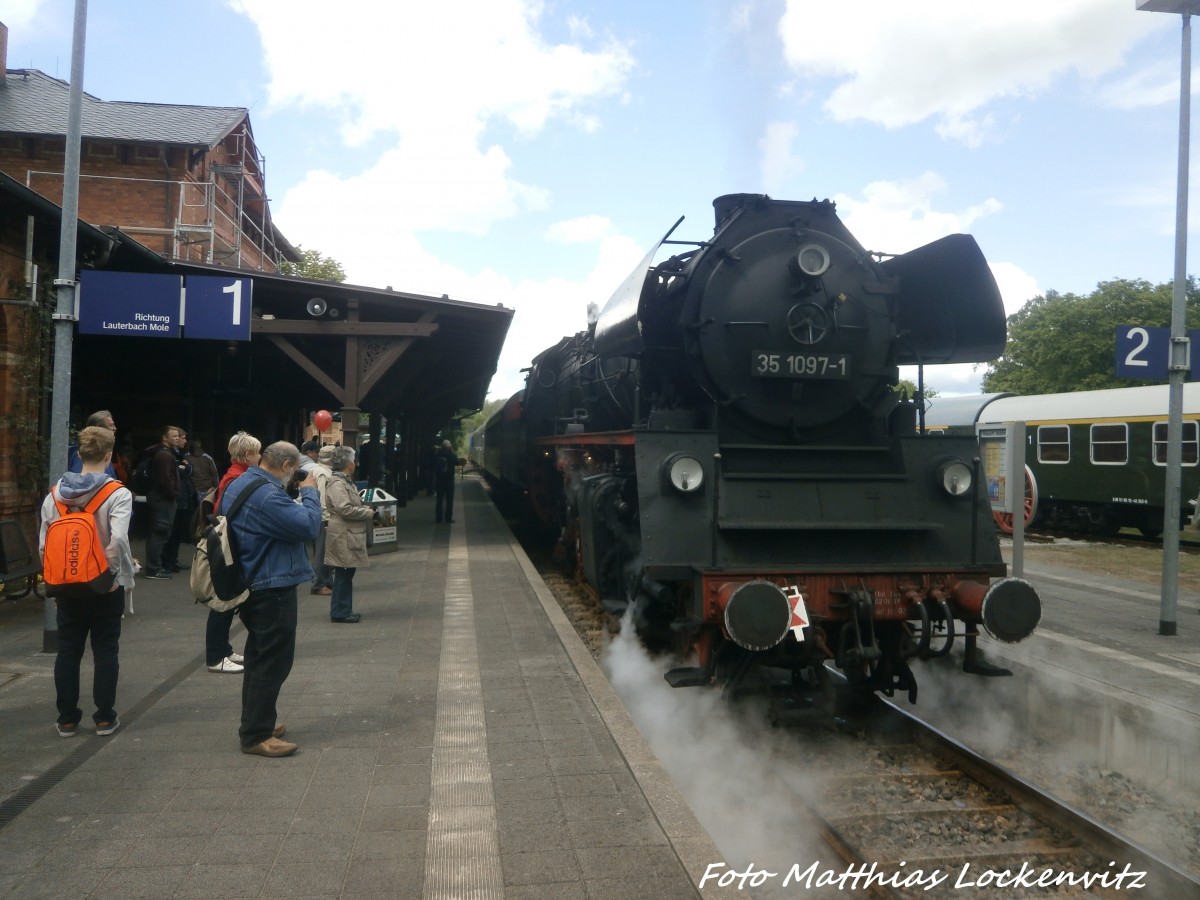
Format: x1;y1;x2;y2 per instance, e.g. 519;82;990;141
1115;325;1200;380
78;270;182;337
183;276;253;341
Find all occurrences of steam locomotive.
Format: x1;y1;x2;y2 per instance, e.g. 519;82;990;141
474;194;1041;707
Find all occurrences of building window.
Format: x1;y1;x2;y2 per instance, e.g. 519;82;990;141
1153;420;1199;466
1037;425;1070;463
1090;423;1128;465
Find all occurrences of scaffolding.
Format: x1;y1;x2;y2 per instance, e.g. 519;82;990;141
23;129;288;271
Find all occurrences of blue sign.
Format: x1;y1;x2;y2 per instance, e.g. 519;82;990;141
1116;325;1200;380
78;270;182;337
184;275;253;341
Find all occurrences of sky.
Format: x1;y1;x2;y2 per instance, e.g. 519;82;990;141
2;0;1194;402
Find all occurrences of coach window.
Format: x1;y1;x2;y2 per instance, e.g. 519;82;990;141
1037;425;1070;463
1153;420;1199;466
1090;423;1128;465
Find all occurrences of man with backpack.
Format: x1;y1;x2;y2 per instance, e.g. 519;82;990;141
39;426;135;738
221;441;320;757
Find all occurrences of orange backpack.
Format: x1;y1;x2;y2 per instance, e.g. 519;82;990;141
43;481;124;600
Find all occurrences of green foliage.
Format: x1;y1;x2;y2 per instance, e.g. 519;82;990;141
981;277;1200;394
459;396;508;437
893;379;938;400
278;246;347;282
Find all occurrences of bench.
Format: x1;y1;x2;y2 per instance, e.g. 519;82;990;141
0;520;42;599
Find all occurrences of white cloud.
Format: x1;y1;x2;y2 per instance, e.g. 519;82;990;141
833;173;1002;255
229;0;633;141
1;0;43;26
758;120;804;194
777;1;1158;144
1095;58;1189;110
478;230;649;401
545;215;614;244
231;0;633;234
989;260;1040;318
225;0;639;402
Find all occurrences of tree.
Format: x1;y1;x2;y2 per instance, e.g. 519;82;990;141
278;246;347;282
893;379;938;400
459;396;508;437
981;277;1200;395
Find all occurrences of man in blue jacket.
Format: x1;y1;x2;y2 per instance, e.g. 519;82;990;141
222;441;320;757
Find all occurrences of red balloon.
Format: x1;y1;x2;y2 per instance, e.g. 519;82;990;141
313;409;333;432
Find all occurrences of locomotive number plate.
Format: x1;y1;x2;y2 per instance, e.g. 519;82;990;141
752;351;850;379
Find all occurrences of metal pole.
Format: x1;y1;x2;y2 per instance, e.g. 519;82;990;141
44;0;88;653
1160;12;1192;637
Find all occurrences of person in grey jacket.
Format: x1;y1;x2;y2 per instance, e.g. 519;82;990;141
222;441;320;757
324;445;372;624
40;426;135;738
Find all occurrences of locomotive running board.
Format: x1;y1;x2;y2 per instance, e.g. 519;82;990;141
664;667;710;688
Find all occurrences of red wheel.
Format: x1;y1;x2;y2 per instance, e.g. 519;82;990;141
993;465;1037;535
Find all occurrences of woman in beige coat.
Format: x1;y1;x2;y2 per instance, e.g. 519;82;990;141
324;446;373;623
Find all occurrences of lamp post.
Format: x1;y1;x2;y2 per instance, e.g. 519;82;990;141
1137;0;1199;636
45;0;89;652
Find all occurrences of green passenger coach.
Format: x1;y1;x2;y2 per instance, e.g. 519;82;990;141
925;384;1200;537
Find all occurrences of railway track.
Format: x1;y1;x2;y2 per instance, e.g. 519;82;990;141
524;527;1200;897
787;698;1200;899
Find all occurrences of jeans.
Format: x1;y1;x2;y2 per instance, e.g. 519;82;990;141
311;522;333;590
236;585;297;748
145;493;175;569
330;566;356;619
205;608;236;666
55;589;124;726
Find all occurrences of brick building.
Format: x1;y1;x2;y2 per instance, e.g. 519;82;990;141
0;28;295;271
0;18;296;542
0;22;512;562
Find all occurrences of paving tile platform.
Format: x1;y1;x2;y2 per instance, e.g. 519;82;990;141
0;477;734;899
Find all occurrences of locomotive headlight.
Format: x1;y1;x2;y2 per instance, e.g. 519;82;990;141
663;453;705;494
796;242;831;277
936;458;973;498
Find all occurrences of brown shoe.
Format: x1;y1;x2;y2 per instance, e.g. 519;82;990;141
273;723;286;739
241;736;297;757
311;586;332;596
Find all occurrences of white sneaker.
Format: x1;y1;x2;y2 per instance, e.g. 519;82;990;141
228;652;245;664
208;657;244;674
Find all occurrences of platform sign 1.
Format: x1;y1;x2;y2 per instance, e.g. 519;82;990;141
183;275;253;341
78;270;182;337
1115;325;1200;379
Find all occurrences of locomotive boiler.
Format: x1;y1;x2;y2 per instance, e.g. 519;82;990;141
477;193;1041;705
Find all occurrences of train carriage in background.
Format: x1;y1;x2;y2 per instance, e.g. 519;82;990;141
924;384;1200;537
475;193;1042;708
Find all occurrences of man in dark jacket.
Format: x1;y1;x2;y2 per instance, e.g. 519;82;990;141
163;428;195;574
141;425;183;579
223;441;320;757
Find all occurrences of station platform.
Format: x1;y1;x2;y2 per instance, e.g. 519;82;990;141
0;477;729;899
914;539;1200;801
